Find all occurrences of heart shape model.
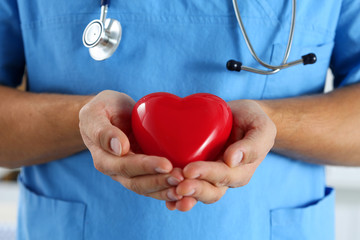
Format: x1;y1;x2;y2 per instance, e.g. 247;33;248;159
131;92;233;168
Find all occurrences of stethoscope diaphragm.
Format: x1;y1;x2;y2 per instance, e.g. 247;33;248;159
83;1;121;61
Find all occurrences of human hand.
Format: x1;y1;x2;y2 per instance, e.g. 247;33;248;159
79;90;184;201
166;100;276;211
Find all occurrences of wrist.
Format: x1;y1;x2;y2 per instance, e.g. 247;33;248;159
254;99;283;150
254;99;276;122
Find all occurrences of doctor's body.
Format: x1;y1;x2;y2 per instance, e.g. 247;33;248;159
0;0;360;239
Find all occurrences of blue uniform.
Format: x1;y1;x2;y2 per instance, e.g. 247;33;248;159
1;0;359;239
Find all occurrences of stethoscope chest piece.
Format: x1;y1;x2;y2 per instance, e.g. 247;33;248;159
83;19;121;61
83;1;121;61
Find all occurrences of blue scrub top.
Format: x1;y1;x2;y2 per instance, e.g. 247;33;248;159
1;0;359;239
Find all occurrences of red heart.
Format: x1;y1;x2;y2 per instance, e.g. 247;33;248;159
131;92;233;168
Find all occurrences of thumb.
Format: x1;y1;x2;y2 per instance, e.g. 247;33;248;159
224;127;274;167
98;123;130;156
223;140;245;168
79;94;132;156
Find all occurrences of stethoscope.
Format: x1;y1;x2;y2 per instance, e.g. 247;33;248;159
83;0;317;75
82;0;121;61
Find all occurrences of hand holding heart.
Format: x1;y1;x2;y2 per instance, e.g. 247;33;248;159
165;100;277;211
79;90;276;211
79;90;184;202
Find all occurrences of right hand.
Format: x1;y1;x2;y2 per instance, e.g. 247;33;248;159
79;90;184;202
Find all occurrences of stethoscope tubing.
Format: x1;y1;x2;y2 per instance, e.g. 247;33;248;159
231;0;298;74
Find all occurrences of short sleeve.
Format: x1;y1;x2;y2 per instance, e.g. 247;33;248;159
330;0;360;88
0;0;25;87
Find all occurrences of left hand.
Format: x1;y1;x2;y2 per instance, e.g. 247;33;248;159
165;100;277;211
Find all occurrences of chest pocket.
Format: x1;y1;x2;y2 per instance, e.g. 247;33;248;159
17;177;86;240
271;188;335;240
262;41;334;99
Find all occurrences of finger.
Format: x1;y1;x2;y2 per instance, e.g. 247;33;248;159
224;125;275;167
183;161;255;188
176;197;197;212
176;179;227;204
147;187;183;201
94;114;131;156
92;149;173;177
227;112;276;167
166;201;177;211
99;124;130;157
166;198;197;212
167;168;184;186
112;173;183;199
183;161;229;184
80;106;131;157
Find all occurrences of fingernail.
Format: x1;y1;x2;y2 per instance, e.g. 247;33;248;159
110;138;121;156
190;173;200;179
155;167;170;174
231;150;243;167
167;190;180;201
184;189;195;197
167;177;181;186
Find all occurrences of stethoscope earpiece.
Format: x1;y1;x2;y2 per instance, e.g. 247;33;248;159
226;60;242;72
302;53;317;65
83;0;122;61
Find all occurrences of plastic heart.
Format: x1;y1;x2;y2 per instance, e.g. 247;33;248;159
131;92;233;168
